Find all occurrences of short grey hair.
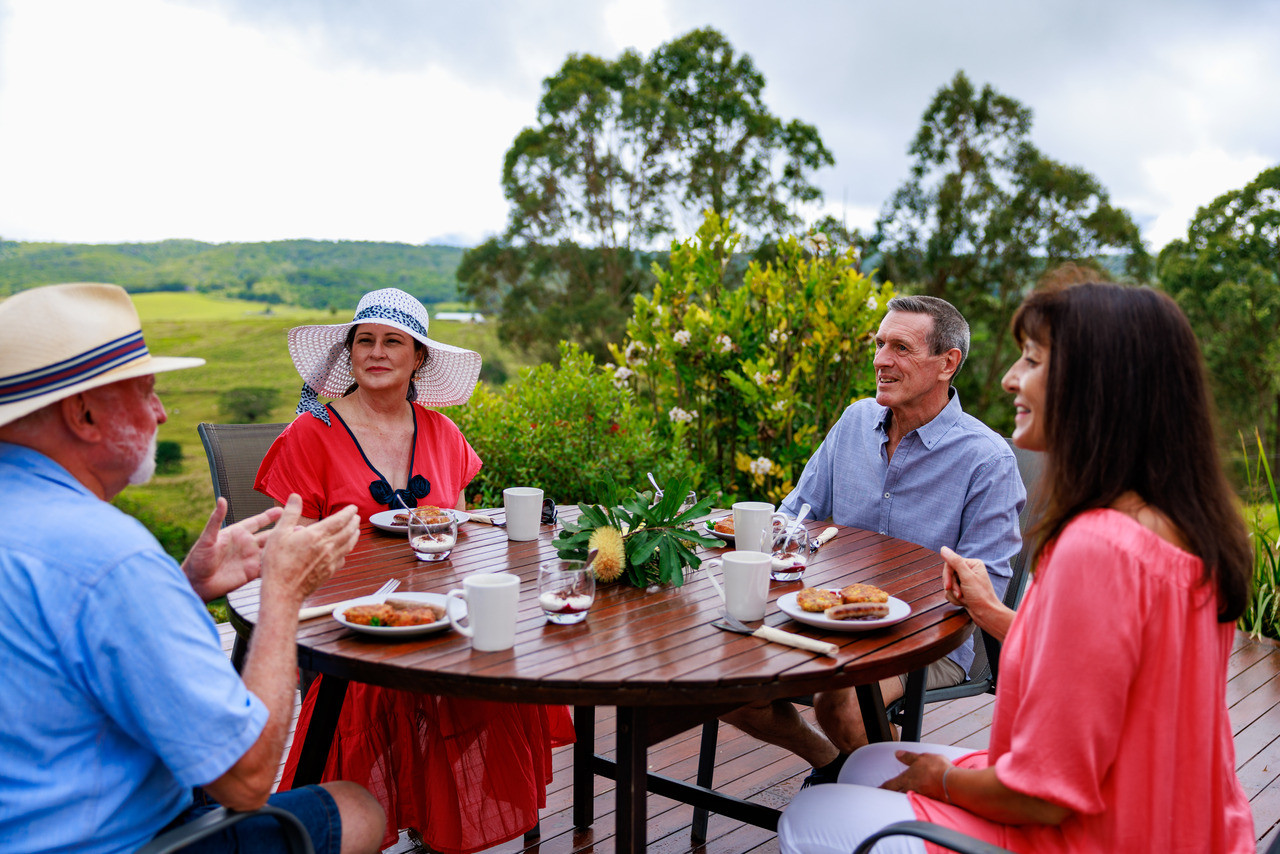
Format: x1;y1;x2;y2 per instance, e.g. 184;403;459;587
886;295;969;374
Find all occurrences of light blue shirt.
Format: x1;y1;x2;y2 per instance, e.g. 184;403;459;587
781;391;1025;675
0;443;268;854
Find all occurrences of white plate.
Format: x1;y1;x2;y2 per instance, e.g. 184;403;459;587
705;518;734;543
776;590;912;632
369;508;467;534
333;592;457;637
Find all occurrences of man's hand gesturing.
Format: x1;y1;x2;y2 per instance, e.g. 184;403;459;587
260;495;360;608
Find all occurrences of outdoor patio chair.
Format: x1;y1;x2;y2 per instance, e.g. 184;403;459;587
197;422;289;526
197;421;288;670
134;804;313;854
851;820;1014;853
690;440;1044;844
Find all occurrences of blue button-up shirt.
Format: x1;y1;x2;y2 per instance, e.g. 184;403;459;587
781;391;1025;675
0;443;267;854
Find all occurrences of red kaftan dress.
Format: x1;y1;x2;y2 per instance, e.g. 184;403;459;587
255;405;576;853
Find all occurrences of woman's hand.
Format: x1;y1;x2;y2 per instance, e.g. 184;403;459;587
881;750;951;802
885;750;1072;826
941;546;1016;641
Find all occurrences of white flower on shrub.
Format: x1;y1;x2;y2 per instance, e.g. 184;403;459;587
668;406;696;424
768;328;789;345
673;329;691;346
753;370;781;386
833;352;842;363
803;232;830;254
771;399;788;412
749;456;774;476
624;341;649;366
612;366;634;388
715;333;733;353
866;295;878;311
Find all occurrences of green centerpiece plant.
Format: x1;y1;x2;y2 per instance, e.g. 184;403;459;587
554;477;722;588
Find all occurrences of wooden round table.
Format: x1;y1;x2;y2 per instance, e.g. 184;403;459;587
228;507;973;852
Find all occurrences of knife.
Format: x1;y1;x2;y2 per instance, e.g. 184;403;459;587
810;526;838;553
712;615;838;656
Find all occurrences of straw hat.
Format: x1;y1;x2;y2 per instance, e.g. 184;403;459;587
287;288;480;414
0;283;204;428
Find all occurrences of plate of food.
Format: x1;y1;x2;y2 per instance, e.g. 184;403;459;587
333;592;457;637
369;507;467;534
776;584;911;631
705;516;735;543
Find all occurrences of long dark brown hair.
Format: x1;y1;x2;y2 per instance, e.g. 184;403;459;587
1012;282;1252;622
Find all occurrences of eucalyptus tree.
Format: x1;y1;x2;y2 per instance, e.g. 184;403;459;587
460;27;833;364
871;71;1149;429
1158;165;1280;458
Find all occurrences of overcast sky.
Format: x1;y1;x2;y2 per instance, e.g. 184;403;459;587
1;0;1277;252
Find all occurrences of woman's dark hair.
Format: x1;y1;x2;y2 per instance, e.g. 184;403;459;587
1011;281;1252;622
342;324;428;399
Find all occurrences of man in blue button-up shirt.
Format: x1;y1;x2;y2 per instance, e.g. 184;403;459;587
723;295;1025;786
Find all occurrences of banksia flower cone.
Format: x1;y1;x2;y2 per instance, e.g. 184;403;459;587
588;526;626;583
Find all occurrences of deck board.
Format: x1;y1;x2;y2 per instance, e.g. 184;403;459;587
216;623;1280;852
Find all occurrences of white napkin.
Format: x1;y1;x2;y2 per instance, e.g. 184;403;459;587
753;625;839;656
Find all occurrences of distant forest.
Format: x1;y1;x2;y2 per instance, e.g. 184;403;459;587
0;239;466;308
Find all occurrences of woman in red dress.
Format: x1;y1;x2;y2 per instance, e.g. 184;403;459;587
255;288;575;853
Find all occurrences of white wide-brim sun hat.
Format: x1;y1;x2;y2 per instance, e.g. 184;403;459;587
287;288;481;408
0;283;205;428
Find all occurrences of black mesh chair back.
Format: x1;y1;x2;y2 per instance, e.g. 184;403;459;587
197;422;288;527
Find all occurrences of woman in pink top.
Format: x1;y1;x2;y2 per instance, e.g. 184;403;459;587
779;280;1254;853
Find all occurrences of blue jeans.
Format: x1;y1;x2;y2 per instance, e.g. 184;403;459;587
159;786;341;854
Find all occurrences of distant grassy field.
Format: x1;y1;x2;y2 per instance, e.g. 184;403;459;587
124;292;532;553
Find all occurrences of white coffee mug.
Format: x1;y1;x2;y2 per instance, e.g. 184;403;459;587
504;487;544;542
703;550;772;622
446;572;521;651
732;501;787;553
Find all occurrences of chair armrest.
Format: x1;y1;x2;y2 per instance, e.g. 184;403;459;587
852;820;1014;854
135;805;314;854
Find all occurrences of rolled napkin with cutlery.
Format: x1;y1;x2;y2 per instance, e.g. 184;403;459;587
753;625;839;656
810;526;838;552
467;512;505;527
300;579;401;620
299;601;353;621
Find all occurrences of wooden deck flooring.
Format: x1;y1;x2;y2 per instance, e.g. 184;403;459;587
219;624;1280;852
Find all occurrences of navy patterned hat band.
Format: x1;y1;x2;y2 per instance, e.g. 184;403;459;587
351;304;428;340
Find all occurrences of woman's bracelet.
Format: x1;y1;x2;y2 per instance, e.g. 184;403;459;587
942;765;956;804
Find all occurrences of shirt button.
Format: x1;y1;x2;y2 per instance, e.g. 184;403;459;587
884;492;891;498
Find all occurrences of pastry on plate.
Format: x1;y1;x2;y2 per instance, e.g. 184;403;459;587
840;583;889;604
796;587;842;612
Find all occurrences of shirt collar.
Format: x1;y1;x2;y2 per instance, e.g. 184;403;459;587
0;441;99;499
872;387;963;450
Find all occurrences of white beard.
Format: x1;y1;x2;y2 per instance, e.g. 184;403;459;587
127;431;158;486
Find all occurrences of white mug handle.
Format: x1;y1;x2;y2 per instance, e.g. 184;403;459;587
702;558;726;604
446;589;472;639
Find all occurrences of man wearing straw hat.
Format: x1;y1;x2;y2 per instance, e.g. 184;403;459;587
0;283;384;854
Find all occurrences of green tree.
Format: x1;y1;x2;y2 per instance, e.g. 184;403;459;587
1157;165;1280;459
460;27;834;364
872;71;1150;430
219;386;280;423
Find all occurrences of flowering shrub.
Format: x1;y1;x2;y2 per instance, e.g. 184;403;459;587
445;342;700;508
609;212;891;503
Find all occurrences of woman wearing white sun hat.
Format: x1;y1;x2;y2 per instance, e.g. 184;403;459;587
256;288;574;853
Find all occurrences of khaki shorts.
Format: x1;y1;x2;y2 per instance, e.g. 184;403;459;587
897;656;966;693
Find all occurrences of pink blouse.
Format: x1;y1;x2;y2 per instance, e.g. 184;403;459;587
911;509;1253;853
